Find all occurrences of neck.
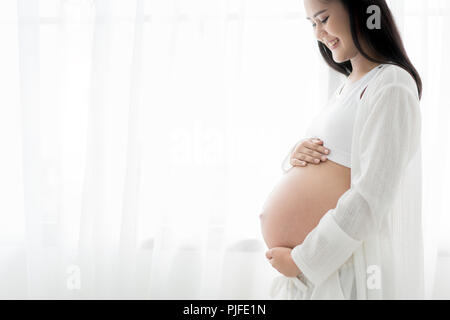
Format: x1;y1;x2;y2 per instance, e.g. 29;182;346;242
348;54;381;81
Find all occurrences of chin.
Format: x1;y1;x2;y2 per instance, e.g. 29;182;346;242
333;56;346;64
332;52;350;64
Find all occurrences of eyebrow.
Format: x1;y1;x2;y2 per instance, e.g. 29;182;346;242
306;9;328;20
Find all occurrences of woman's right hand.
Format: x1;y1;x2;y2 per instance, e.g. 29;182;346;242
290;138;330;167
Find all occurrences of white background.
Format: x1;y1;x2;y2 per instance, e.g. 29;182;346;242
0;0;449;299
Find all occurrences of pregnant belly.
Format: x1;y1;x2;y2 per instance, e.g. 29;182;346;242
259;160;351;249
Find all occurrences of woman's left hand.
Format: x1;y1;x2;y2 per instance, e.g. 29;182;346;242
265;247;302;278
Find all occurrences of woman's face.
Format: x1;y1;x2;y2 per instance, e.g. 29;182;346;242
304;0;358;63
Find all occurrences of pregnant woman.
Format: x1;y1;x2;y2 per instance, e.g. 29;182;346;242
260;0;424;300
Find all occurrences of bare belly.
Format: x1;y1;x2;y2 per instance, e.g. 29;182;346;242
259;160;351;249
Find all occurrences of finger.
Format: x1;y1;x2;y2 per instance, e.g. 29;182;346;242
302;147;329;162
290;158;306;167
293;138;318;155
306;141;329;156
293;153;320;165
265;249;273;260
310;138;323;145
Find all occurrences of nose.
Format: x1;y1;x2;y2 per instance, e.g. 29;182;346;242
315;25;327;42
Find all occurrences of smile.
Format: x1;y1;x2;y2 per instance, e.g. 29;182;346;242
328;38;339;49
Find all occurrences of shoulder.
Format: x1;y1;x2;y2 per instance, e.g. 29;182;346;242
358;64;422;123
368;64;419;99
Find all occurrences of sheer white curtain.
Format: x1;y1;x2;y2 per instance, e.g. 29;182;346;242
0;0;448;299
1;0;327;299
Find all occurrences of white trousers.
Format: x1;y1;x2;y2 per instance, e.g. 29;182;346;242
270;255;356;300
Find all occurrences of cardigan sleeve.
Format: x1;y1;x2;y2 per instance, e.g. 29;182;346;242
291;84;421;285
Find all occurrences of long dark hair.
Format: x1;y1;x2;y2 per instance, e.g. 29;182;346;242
318;0;422;100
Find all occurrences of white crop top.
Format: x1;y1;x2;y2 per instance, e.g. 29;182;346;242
304;64;387;168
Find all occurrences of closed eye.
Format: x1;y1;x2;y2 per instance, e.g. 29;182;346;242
312;16;329;28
